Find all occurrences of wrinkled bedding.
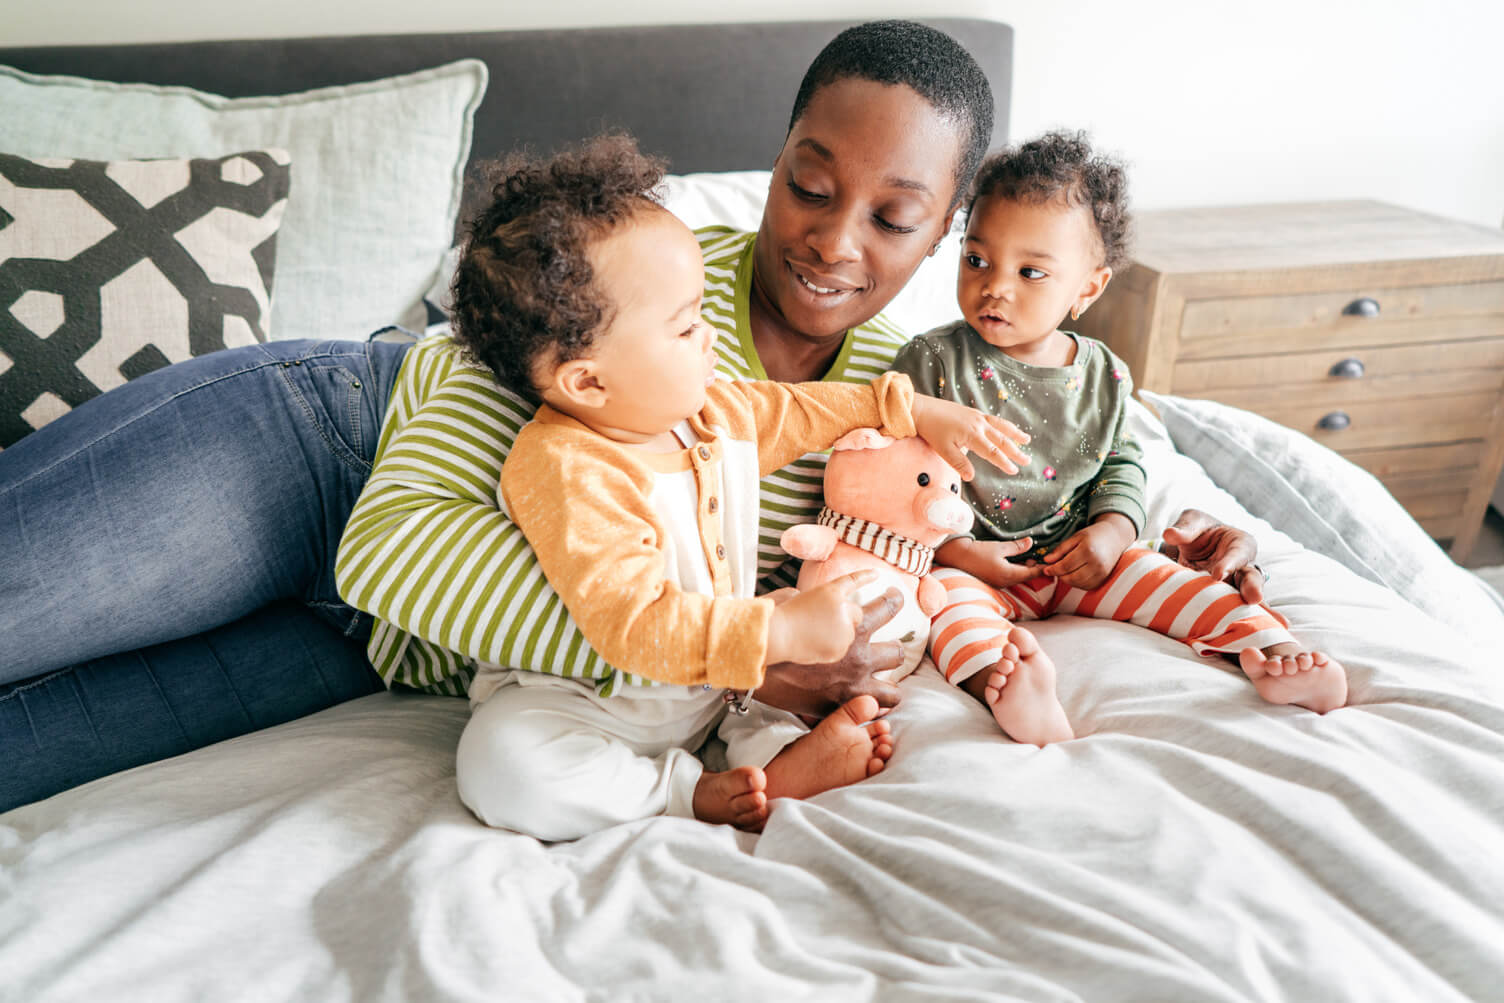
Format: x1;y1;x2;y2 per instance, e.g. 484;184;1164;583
4;417;1503;1003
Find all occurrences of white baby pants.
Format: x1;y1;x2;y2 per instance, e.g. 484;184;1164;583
456;674;805;841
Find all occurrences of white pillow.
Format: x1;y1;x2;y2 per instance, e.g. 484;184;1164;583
0;61;488;343
658;170;963;338
1140;390;1504;641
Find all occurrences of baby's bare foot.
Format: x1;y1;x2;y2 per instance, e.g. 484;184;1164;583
1239;645;1348;713
693;766;768;831
763;695;894;802
963;626;1073;746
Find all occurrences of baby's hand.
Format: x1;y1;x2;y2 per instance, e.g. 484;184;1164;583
1041;514;1135;590
936;537;1039;590
765;571;878;667
910;395;1030;480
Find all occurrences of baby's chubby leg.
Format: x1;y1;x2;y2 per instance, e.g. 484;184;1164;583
1044;548;1348;714
456;680;727;841
958;626;1075;746
1238;645;1348;713
929;568;1073;746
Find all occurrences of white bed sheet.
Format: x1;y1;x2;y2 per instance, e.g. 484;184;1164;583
4;419;1503;1002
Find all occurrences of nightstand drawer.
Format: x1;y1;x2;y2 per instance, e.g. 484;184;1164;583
1345;441;1486;479
1214;389;1499;451
1350;442;1481;539
1172;338;1504;396
1176;279;1504;360
1381;474;1470;537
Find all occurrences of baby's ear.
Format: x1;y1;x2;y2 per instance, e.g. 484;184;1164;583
832;428;895;452
551;358;606;409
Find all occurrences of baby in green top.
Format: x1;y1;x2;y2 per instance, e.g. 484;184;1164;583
890;131;1348;745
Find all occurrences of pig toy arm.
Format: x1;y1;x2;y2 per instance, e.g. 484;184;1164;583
917;574;947;618
781;524;838;562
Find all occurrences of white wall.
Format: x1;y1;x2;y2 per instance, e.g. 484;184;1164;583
5;0;1503;229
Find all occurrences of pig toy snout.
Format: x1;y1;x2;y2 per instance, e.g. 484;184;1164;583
926;493;974;534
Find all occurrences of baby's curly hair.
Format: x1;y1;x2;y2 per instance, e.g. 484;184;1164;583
969;130;1131;269
450;134;667;397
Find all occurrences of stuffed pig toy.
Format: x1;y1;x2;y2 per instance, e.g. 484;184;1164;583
780;430;974;682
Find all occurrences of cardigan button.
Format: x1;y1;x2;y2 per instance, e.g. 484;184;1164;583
707;497;718;513
698;445;710;459
716;544;726;560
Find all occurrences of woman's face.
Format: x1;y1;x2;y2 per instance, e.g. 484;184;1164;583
753;77;966;341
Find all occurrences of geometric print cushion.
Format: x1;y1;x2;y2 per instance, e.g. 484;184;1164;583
0;149;290;448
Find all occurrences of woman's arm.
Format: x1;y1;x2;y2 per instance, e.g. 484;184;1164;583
335;359;610;682
756;587;908;716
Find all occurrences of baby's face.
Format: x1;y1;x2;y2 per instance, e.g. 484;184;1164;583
583;207;716;437
957;195;1110;360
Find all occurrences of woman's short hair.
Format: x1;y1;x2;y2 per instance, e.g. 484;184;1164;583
788;20;994;207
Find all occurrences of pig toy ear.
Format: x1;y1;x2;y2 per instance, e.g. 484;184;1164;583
831;428;896;452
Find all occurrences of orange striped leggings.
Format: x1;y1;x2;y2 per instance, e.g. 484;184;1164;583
929;548;1294;684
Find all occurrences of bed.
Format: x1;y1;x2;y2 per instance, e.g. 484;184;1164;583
4;19;1504;1002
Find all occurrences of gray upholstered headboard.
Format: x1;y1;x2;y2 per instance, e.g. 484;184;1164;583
0;19;1013;187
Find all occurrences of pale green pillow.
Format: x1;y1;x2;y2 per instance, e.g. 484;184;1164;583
0;60;487;342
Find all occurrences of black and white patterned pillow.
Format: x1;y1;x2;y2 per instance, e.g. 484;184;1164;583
0;150;291;448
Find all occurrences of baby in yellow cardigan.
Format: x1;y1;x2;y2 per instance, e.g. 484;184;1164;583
452;137;1029;839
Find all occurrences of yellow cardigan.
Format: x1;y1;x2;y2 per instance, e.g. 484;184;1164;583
500;374;916;692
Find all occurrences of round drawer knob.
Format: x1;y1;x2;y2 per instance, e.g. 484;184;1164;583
1328;357;1366;379
1316;411;1352;431
1341;297;1381;317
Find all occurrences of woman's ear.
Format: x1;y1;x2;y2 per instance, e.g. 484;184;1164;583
930;207;960;256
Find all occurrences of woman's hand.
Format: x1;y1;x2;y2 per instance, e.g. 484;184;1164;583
1160;508;1266;604
757;587;906;717
765;570;876;666
910;395;1030;480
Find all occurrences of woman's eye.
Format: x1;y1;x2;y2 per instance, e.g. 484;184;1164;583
875;215;920;235
1021;267;1047;280
787;180;826;202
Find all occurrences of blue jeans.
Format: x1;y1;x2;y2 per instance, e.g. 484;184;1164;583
0;337;412;812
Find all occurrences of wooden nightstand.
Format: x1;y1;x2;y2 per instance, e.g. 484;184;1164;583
1074;200;1504;561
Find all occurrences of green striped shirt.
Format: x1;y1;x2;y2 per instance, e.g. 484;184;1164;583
336;227;910;696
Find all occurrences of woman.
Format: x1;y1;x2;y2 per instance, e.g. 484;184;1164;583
0;21;1261;812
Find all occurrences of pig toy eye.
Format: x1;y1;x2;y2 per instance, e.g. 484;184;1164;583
917;472;930;487
950;483;959;494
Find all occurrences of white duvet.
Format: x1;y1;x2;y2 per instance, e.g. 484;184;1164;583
4;416;1503;1002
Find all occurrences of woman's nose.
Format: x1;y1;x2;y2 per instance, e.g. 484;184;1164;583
806;208;861;265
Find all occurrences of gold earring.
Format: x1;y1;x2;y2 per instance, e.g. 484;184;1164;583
1070;305;1081;321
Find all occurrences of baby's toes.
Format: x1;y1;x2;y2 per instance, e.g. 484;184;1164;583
1294;652;1314;673
732;793;768;830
